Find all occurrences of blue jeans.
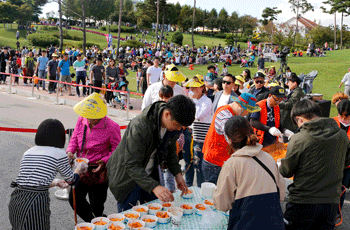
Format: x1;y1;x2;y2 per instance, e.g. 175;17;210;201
182;128;194;187
76;71;86;96
117;184;157;213
37;70;47;90
193;141;205;187
202;159;222;185
161;169;175;192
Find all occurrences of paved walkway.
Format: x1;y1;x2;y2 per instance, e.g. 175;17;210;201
0;81;143;119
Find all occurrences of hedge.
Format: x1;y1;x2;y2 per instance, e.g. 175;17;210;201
27;33;59;47
171;31;183;46
214;33;228;39
41;26;58;31
120;40;144;48
53;31;81;41
100;25;135;33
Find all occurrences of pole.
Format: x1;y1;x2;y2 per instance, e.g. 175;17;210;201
8;74;12;94
58;0;63;53
55;79;63;105
72;185;77;225
126;91;130;120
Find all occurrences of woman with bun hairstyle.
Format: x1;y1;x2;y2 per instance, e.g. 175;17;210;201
213;116;285;230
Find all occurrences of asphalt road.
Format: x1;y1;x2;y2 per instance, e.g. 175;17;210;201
1;92;350;229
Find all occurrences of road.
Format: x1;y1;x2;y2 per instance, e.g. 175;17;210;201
1;92;350;229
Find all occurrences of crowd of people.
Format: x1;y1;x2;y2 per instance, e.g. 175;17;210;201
4;39;350;230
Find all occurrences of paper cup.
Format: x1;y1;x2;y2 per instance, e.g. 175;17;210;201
74;158;89;168
107;222;125;230
75;223;95;230
195;204;207;216
161;202;175;211
155;211;171;224
168;207;183;216
204;199;215;209
91;217;109;230
180;203;194;215
127;220;145;229
124;211;140;222
107;213;125;224
182;188;194;199
170;211;183;227
132;205;149;217
141;215;158;228
147;203;162;215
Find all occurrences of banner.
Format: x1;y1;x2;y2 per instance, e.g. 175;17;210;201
106;34;113;48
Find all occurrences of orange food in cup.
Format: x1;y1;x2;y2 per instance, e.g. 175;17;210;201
204;200;213;205
136;208;146;212
149;206;160;210
108;223;123;230
125;213;138;219
195;204;206;210
76;159;87;163
110;217;124;222
144;218;156;223
128;222;143;228
162;203;171;207
181;204;192;210
156;211;169;218
185;189;193;194
94;221;107;225
77;227;92;230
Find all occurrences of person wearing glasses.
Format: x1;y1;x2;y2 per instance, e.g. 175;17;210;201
212;74;238;112
202;93;261;184
250;86;294;147
248;71;270;102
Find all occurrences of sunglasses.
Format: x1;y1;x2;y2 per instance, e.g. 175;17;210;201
223;81;233;85
254;80;264;84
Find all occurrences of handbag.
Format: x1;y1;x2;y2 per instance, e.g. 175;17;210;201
79;125;108;185
252;156;280;198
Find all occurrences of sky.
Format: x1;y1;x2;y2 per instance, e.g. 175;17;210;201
41;0;350;27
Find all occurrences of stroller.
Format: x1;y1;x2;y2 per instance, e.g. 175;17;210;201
112;81;133;110
299;70;318;94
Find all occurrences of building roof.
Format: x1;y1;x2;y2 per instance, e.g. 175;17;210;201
282;16;318;30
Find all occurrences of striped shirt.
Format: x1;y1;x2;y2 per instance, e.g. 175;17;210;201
215;109;234;135
193;122;211;143
16;146;77;187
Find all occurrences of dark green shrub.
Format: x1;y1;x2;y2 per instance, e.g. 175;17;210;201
27;33;59;47
100;25;135;33
119;40;145;48
171;31;183;46
214;33;227;39
239;37;248;43
41;26;58;31
53;31;81;41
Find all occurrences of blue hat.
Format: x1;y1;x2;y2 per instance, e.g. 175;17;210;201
118;81;127;90
231;93;261;113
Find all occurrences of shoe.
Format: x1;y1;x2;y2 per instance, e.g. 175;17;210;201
77;94;80;97
43;89;47;91
24;83;28;86
83;94;86;97
49;91;52;94
60;93;63;96
12;83;15;86
120;106;125;110
68;94;75;96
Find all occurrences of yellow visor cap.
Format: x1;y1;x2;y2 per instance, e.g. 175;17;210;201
165;70;186;82
184;78;204;88
73;93;107;119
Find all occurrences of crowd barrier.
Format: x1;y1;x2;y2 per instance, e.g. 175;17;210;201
0;126;128;134
0;72;144;120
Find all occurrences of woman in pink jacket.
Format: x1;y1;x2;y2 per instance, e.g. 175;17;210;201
66;93;121;222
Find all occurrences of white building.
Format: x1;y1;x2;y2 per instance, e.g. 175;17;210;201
280;16;318;37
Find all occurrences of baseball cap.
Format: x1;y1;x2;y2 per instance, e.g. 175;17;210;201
269;86;286;98
253;71;265;79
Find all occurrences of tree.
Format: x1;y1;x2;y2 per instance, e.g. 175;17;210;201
261;7;282;39
178;5;192;32
289;0;314;46
218;8;229;33
228;11;240;37
206;8;218;33
309;26;333;46
240;15;258;37
191;0;196;47
0;2;19;28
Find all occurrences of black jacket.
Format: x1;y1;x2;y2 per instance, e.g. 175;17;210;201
248;85;270;102
107;102;182;203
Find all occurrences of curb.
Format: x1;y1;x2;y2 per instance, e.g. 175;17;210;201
0;85;140;119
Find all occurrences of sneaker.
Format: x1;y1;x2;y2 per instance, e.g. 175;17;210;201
12;83;15;86
60;93;63;96
24;83;28;86
77;94;80;98
49;91;52;94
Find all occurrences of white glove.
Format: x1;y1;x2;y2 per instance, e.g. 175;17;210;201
269;127;282;137
74;162;88;175
284;129;294;140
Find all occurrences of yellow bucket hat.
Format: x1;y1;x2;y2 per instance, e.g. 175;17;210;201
184;78;204;88
52;53;58;57
165;64;186;82
236;75;245;83
73;93;107;119
235;80;241;86
194;74;204;81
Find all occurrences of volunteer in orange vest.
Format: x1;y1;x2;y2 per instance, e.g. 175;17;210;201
202;93;261;184
250;86;294;147
333;99;350;216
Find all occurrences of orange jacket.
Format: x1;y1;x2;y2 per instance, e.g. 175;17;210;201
203;105;234;167
333;116;350;140
253;99;281;145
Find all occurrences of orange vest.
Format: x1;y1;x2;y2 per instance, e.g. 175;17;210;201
253;99;281;145
333;116;350;140
203;105;234;167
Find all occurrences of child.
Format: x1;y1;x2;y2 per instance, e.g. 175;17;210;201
159;85;173;102
136;67;142;93
115;80;133;110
